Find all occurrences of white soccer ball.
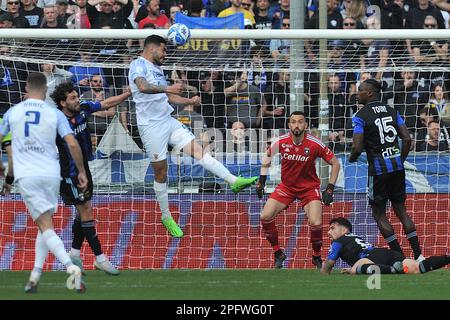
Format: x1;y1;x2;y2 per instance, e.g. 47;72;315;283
167;23;191;47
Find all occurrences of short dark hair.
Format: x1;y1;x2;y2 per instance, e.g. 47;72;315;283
428;119;440;128
329;217;353;232
26;72;47;91
143;34;166;48
289;111;307;121
361;78;381;93
51;81;76;109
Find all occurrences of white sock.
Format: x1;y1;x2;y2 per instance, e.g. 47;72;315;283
198;153;236;184
70;248;80;257
153;181;171;220
34;230;48;270
42;229;71;267
95;253;107;263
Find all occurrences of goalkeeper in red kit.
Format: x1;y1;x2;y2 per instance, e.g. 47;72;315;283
256;111;341;269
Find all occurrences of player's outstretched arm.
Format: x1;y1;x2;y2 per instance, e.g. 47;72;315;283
321;259;335;275
100;87;132;110
348;133;364;162
134;77;183;95
64;134;88;191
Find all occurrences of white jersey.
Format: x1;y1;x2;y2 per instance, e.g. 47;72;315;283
128;57;174;125
0;98;73;181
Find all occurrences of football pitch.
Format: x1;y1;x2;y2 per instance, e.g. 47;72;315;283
0;269;449;300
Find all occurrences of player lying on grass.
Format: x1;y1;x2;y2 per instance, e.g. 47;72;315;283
321;217;450;275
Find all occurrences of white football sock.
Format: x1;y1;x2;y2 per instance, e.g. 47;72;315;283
70;248;80;257
154;181;171;220
198;153;237;184
42;229;71;267
34;230;48;270
95;253;107;263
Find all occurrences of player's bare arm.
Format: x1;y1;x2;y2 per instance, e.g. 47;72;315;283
64;134;88;191
348;133;364;162
397;124;412;162
99;87;132;110
134;77;183;95
321;259;335;275
168;94;201;107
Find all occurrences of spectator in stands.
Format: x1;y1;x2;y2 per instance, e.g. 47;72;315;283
327;40;357;102
19;0;44;28
80;74;116;148
410;16;448;82
228;120;250;153
171;67;198;114
305;0;343;63
254;0;278;30
269;16;290;66
185;0;204;17
262;70;289;129
137;0;170;29
66;0;91;29
55;0;71;25
268;0;289;29
341;16;363;62
40;62;73;106
169;3;181;24
119;84;143;149
393;67;429;134
405;0;445;29
0;42;28;109
69;45;107;93
416;120;450;151
41;5;67;28
247;45;272;93
218;0;256;26
209;0;231;17
6;1;30;28
87;0;133;29
198;70;226;129
360;15;391;82
416;106;439;144
327;73;349;153
174;100;207;135
224;70;263;128
368;0;404;29
426;83;450;120
339;0;367;26
0;12;14;29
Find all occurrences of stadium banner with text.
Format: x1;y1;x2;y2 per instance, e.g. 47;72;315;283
1;194;448;271
87;152;450;193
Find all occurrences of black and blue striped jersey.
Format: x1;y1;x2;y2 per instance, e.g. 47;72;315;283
352;101;405;176
56;101;101;178
327;233;375;266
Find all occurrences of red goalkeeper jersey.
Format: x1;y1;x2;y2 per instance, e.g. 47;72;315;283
267;133;335;191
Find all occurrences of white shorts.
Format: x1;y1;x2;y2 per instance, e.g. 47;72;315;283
138;117;195;162
17;177;60;221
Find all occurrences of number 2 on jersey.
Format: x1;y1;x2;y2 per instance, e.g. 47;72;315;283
24;111;40;137
374;116;397;144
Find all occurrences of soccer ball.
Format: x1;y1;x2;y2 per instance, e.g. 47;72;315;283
167;23;191;47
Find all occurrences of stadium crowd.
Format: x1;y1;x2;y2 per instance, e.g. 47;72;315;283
0;0;449;154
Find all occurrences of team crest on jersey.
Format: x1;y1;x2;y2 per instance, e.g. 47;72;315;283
285;147;290;152
304;147;310;155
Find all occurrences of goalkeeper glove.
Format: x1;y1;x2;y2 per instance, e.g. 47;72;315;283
256;175;267;199
322;183;335;206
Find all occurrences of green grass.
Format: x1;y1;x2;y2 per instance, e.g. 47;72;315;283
0;269;449;300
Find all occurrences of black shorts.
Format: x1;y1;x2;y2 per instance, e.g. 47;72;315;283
60;167;93;206
368;170;406;207
366;248;405;266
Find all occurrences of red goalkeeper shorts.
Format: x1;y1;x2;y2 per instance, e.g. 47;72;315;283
269;183;321;208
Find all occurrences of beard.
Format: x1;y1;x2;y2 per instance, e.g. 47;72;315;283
291;128;304;137
92;87;103;92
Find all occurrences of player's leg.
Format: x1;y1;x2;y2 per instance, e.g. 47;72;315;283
139;121;183;237
368;175;404;255
25;230;49;293
18;177;85;292
302;189;323;269
402;255;450;274
261;184;292;268
389;171;423;260
77;201;119;275
174;121;257;193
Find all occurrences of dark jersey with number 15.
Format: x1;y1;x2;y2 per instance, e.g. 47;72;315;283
327;233;375;266
352;101;406;176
